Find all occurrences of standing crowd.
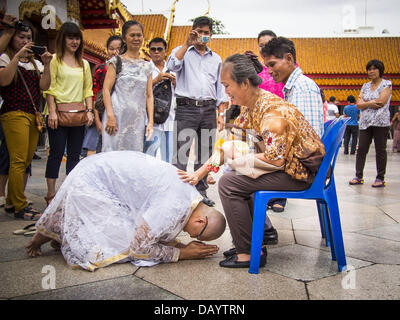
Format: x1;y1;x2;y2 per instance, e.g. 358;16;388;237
0;14;394;269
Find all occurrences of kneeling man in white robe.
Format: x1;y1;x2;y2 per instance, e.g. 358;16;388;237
27;151;226;271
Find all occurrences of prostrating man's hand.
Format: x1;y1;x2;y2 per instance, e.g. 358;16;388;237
179;241;219;260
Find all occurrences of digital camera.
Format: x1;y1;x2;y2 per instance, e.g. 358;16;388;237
198;35;210;43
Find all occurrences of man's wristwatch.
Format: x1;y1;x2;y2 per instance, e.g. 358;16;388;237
86;109;94;113
218;112;225;116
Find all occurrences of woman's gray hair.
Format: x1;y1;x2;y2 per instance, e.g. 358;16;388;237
223;54;263;87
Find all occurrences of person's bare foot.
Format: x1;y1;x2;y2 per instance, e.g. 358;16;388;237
26;232;51;257
50;240;61;251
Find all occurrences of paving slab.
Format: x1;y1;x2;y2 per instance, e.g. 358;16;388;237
357;224;400;242
264;244;372;282
307;264;400;300
136;258;308;300
0;254;137;299
12;274;182;300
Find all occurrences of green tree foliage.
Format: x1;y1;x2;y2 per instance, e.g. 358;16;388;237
189;16;229;35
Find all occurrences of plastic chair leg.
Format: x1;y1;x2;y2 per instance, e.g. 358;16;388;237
316;200;326;239
322;202;331;247
326;188;347;272
249;195;268;274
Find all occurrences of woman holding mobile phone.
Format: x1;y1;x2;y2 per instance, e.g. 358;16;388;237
0;21;52;220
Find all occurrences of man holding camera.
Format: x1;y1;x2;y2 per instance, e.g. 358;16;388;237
167;16;228;207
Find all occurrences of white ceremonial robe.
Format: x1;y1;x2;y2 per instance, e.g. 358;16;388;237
36;151;201;271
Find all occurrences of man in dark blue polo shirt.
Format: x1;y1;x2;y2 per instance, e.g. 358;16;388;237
343;95;360;154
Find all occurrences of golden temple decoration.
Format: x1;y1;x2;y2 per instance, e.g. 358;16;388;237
19;0;62;30
67;0;80;22
165;0;179;46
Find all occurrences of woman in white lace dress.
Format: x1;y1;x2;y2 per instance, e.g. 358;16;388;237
26;151;226;271
102;20;154;152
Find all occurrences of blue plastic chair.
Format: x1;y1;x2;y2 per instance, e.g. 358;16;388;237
249;118;350;274
323;119;334;134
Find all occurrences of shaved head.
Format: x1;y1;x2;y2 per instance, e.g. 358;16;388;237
196;205;226;241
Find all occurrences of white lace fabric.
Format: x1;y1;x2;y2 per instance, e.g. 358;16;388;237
102;57;154;152
36;151;201;271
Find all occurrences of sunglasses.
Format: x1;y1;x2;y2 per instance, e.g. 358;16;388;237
150;47;165;52
197;216;208;240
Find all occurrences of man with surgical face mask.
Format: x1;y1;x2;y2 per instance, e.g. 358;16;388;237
167;16;228;207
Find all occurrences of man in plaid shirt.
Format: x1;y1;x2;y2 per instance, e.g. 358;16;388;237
260;37;324;213
262;37;324;137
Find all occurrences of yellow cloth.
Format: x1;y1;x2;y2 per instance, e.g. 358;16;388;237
43;54;93;115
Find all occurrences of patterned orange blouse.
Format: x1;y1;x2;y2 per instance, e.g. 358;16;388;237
231;89;326;183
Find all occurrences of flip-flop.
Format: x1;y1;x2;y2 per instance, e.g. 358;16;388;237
349;177;364;185
372;179;386;188
23;230;37;237
13;223;36;235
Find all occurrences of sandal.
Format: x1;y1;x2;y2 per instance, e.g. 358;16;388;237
13;223;36;235
4;199;33;213
4;206;15;214
23;230;37;237
372;179;386;188
349;177;364;185
271;204;285;213
14;206;42;220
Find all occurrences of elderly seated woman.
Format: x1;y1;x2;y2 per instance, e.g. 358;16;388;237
26;151;226;271
179;54;326;268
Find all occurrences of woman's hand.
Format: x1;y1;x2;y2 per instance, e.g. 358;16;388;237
48;111;58;130
177;170;201;186
95;118;102;134
15;41;34;60
105;114;118;136
86;111;94;127
179;241;219;260
145;123;154;141
40;48;53;66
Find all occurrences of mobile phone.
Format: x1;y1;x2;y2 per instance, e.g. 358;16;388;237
31;45;46;55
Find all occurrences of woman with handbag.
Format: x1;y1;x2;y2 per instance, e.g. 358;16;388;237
0;21;52;219
178;54;326;268
43;22;94;206
102;20;154;152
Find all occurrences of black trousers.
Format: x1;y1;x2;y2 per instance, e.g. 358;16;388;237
355;126;389;181
173;103;217;193
45;117;85;179
343;125;359;154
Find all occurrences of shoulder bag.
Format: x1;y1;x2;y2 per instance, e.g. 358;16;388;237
17;67;44;132
56;62;88;127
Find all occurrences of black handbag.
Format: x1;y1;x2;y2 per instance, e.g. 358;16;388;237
153;76;173;125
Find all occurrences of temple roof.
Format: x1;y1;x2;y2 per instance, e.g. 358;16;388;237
79;0;118;29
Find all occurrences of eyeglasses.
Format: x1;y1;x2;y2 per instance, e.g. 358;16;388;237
150;47;164;52
197;216;208;240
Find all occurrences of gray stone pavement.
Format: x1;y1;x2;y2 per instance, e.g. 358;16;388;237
0;141;399;300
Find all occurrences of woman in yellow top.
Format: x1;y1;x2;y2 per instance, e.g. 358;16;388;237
179;54;325;268
44;22;93;205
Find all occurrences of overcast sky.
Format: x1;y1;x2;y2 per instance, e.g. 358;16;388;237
123;0;400;37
